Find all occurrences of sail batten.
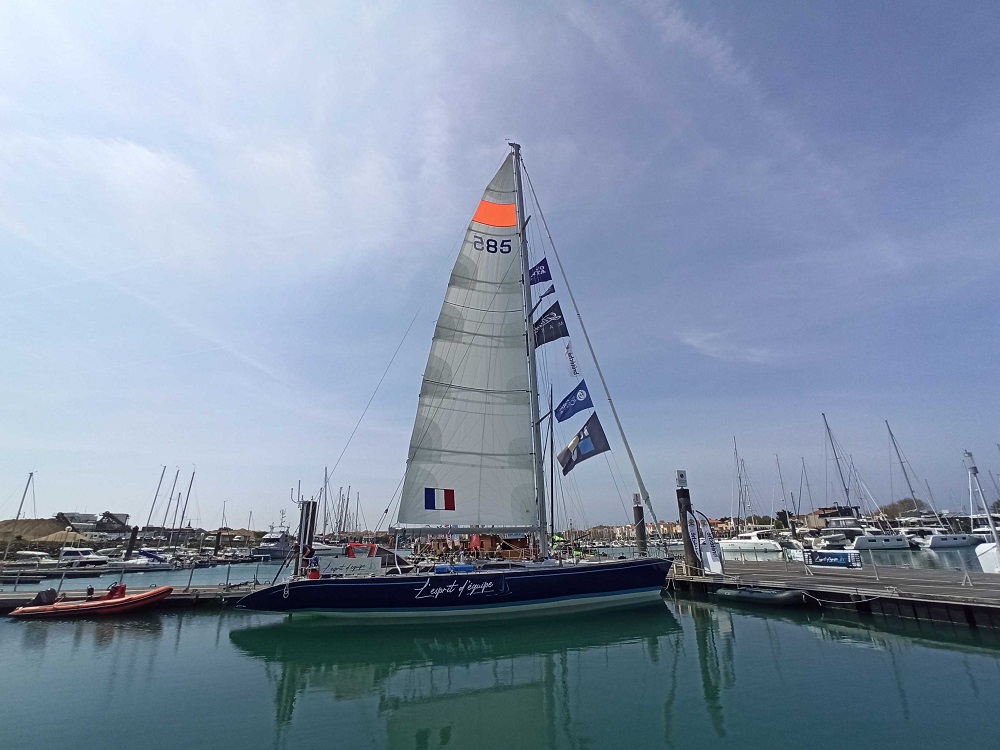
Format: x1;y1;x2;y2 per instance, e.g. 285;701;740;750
398;154;537;528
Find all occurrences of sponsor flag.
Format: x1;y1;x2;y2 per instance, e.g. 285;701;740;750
533;301;569;347
529;257;552;285
698;517;724;575
424;487;456;511
557;413;611;475
686;512;703;564
554;380;594;423
565;340;581;377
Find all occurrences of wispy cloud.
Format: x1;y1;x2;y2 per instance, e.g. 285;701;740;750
678;329;774;364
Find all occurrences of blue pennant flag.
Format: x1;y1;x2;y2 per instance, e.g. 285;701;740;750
529;257;552;285
557;413;611;476
554;380;593;423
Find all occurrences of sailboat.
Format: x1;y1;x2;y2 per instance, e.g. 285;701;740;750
237;144;672;620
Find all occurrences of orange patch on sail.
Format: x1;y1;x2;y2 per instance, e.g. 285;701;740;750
472;200;517;227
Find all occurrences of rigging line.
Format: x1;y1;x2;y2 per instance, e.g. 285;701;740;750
604;452;632;521
523;164;658;527
323;227;467;484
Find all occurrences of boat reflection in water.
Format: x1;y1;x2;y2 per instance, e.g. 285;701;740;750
666;594;1000;744
230;603;683;746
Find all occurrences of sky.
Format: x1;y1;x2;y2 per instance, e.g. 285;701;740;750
1;1;998;532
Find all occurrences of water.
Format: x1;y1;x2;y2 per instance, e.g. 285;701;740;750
2;593;999;749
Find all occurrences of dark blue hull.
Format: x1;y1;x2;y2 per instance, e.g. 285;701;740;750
236;557;672;622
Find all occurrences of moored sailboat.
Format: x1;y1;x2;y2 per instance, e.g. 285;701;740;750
237;144;671;620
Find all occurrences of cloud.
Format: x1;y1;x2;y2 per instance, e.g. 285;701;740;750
0;133;215;269
678;329;773;363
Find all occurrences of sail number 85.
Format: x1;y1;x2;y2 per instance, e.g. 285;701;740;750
473;236;512;254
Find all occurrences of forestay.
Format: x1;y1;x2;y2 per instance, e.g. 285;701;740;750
398;155;537;528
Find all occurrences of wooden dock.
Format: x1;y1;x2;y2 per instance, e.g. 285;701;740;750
0;584;254;615
667;560;1000;631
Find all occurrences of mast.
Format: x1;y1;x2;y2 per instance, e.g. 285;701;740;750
822;413;851;506
159;468;180;547
511;142;548;557
144;465;167;530
800;458;814;514
964;451;1000;546
523;166;659;532
775;455;797;539
886;421;943;526
549;386;556;540
2;472;33;561
322;467;330;537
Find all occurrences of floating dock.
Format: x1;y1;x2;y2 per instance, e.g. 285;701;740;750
667;560;1000;631
0;584;252;616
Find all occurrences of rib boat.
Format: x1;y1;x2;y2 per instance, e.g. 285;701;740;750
9;584;173;619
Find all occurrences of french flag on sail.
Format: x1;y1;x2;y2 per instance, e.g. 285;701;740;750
424;487;456;511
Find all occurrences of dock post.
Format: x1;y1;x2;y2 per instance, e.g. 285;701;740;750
675;470;702;576
633;495;648;556
56;570;66;594
124;526;139;561
13;570;20;592
185;563;195;592
225;563;232;591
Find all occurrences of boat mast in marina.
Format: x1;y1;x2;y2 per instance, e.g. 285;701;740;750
822;413;852;509
965;451;1000;546
2;472;34;562
886;421;945;527
143;466;167;532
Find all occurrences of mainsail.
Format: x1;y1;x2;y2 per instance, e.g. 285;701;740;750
398;155;538;528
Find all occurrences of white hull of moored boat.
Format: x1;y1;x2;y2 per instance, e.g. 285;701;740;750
923;534;984;549
976;543;1000;574
719;540;782;553
850;534;910;550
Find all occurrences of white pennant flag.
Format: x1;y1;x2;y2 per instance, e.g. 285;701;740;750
565;340;581;378
699;518;725;575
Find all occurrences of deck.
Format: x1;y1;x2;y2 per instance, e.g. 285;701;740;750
667;559;1000;630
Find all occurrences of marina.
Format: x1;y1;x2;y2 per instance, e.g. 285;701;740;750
3;5;1000;749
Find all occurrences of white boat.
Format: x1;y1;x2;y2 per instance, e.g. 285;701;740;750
977;543;1000;574
58;548;110;567
97;548;174;571
2;550;60;570
901;527;984;549
849;532;911;550
238;144;672;621
965;451;1000;573
719;531;782;553
252;528;293;560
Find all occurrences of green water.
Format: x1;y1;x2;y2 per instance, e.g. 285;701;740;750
2;597;999;750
